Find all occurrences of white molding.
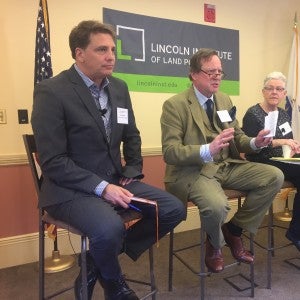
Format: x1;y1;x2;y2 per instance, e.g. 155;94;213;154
0;154;28;166
0;148;162;166
0;195;291;269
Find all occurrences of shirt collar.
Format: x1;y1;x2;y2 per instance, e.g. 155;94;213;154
193;85;214;107
74;64;109;89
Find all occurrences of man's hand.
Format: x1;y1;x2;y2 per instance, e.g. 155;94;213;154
209;128;234;156
254;129;272;148
101;184;133;209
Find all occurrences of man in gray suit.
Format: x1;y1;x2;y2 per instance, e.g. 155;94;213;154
32;20;185;300
161;48;284;273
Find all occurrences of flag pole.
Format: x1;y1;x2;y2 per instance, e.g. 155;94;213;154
287;11;300;142
34;0;75;274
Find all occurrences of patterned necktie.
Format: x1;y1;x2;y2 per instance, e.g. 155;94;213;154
90;85;111;142
206;98;214;125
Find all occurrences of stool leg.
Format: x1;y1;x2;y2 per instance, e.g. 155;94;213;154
149;246;156;300
250;233;255;297
200;224;205;300
39;211;45;300
168;229;174;291
81;236;88;300
267;205;273;289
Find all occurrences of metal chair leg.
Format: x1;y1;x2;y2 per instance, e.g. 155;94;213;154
267;205;273;289
149;246;156;300
168;229;174;291
249;233;255;297
81;236;88;300
39;210;45;300
200;225;206;300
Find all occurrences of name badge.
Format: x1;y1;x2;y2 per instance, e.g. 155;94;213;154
117;107;128;124
279;121;292;136
217;110;232;123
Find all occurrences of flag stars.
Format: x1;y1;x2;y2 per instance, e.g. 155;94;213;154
34;0;53;84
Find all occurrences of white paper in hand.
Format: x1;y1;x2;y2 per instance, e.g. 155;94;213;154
264;110;278;137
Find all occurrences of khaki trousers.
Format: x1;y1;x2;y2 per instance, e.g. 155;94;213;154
189;161;284;249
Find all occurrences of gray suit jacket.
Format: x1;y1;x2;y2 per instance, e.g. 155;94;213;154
161;86;255;204
32;65;143;208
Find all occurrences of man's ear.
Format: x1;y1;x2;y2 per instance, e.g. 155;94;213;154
75;48;85;63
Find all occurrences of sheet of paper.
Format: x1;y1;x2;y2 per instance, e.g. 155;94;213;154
264;110;278;137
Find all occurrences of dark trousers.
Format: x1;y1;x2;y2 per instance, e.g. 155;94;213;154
262;159;300;238
45;181;185;280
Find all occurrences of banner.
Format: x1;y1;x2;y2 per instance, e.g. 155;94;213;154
286;14;300;142
103;8;239;94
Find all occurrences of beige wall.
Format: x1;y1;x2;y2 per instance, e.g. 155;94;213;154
1;0;300;159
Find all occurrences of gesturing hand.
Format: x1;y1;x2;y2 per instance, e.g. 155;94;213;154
209;128;234;156
254;129;272;148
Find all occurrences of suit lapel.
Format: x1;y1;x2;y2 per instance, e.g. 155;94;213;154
67;66;108;141
187;88;208;134
212;97;225;133
188;88;223;134
106;84;118;144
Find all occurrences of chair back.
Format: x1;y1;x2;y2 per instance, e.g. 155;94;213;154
23;134;144;225
23;134;42;193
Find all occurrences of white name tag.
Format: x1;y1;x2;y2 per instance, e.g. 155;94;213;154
279;121;292;136
217;110;232;123
117;107;128;124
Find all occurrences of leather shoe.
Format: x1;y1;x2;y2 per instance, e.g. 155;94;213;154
74;252;98;300
222;224;254;264
100;274;139;300
205;238;224;273
286;230;300;251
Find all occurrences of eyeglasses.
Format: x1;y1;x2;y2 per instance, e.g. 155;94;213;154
200;69;226;79
263;86;285;92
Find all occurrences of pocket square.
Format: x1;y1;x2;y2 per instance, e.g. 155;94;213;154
229;106;236;121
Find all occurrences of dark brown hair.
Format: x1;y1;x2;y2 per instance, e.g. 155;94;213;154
189;48;218;80
69;20;116;59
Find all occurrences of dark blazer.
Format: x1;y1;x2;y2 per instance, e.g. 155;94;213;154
32;65;143;208
161;86;255;204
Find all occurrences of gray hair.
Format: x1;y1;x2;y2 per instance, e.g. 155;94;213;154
263;71;287;87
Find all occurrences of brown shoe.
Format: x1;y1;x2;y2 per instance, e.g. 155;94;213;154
222;224;254;264
205;238;224;273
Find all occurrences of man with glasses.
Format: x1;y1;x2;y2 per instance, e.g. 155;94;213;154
160;48;284;273
243;71;300;251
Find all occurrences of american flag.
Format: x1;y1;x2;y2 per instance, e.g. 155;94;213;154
34;0;52;85
34;1;55;241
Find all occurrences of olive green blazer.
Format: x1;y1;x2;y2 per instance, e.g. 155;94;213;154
160;86;255;205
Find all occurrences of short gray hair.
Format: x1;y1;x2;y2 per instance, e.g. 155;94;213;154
263;71;287;87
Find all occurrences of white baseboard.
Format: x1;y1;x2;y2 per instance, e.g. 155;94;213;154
0;191;295;269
